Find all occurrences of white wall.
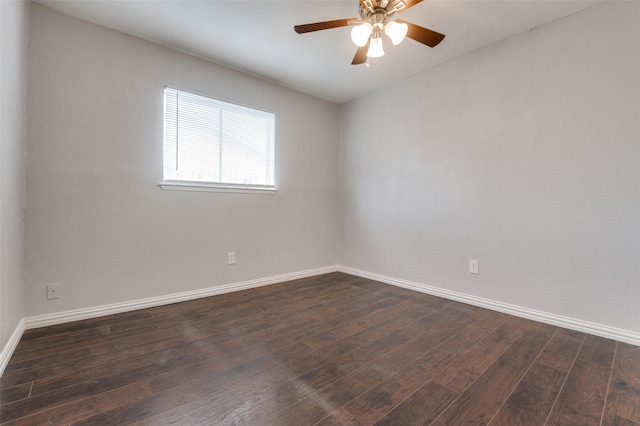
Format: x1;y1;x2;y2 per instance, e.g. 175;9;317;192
25;4;339;317
19;1;640;338
1;0;28;359
339;2;640;334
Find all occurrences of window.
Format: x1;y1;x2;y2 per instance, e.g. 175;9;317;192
161;87;275;193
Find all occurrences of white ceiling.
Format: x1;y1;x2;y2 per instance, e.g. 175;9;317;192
36;0;602;104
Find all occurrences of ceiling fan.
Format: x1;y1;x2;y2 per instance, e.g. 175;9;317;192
294;0;445;65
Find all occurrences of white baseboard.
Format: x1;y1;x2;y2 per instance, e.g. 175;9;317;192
4;263;636;378
338;265;640;346
0;318;25;376
24;265;339;330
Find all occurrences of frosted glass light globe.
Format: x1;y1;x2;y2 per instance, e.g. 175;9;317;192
351;22;373;47
385;21;408;45
367;37;385;58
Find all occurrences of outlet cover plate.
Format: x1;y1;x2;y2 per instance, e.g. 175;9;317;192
469;260;479;275
46;283;60;300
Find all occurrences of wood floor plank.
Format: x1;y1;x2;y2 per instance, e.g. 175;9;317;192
17;310;152;342
69;342;313;425
544;334;616;426
9;325;114;361
436;333;549;425
316;374;371;412
537;328;585;371
1;331;198;391
522;321;558;342
302;298;424;349
345;364;437;424
28;339;213;398
611;415;640;426
344;323;488;425
197;314;471;425
320;297;406;329
2;346;92;375
490;362;567;425
292;320;424;392
247;391;336;426
1;381;152;426
3;287;340;390
221;315;451;425
545;358;611;425
0;383;31;405
373;381;459;426
0;350;201;424
431;324;521;393
489;327;584;425
314;408;364;426
240;374;371;426
578;334;617;367
350;312;477;388
602;343;640;425
1;273;637;426
131;352;321;425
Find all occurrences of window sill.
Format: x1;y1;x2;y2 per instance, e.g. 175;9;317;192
159;182;276;194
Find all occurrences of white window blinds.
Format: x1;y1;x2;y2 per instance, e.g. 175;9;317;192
163;87;275;190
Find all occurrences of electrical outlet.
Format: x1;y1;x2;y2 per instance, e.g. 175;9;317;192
469;259;479;275
228;252;236;265
46;283;60;300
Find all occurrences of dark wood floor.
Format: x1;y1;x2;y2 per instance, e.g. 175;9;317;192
1;273;638;425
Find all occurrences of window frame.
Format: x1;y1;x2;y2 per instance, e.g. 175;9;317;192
159;86;276;194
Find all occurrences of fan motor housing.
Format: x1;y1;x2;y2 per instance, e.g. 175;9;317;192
359;3;397;21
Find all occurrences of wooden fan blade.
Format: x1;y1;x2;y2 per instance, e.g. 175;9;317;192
294;19;356;34
351;42;369;65
389;0;423;12
396;19;445;47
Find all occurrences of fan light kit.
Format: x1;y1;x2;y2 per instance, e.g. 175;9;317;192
294;0;445;65
349;6;408;58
